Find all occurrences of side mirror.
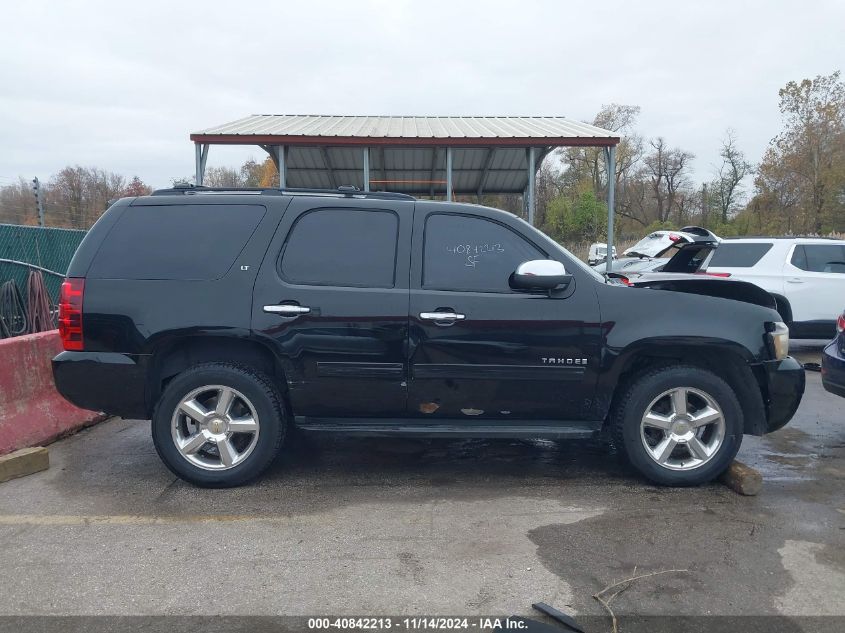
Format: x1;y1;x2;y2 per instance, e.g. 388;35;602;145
509;259;572;291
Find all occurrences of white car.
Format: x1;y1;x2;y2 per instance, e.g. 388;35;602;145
624;226;720;258
704;238;845;339
587;243;617;266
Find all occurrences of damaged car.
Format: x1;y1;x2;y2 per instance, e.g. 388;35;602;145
52;187;804;488
594;226;720;274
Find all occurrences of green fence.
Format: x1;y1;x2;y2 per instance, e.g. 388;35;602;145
0;223;87;305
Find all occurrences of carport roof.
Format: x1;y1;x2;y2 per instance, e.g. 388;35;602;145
190;115;619;195
190;114;619;146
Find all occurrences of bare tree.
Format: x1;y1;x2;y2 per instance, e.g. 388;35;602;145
0;177;38;225
644;138;694;223
712;129;752;223
203;166;244;188
563;104;643;197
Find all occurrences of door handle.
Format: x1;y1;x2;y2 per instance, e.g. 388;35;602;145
420;311;465;321
264;304;311;315
786;278;804;284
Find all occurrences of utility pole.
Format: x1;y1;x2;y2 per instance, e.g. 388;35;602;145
32;177;45;227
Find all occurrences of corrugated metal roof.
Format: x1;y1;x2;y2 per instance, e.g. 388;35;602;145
191;115;619;194
193;114;617;140
278;146;553;194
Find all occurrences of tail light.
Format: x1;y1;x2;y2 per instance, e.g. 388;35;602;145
59;278;85;351
695;271;731;277
668;233;682;242
837;313;845;334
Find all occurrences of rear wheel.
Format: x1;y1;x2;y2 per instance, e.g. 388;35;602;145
612;365;743;486
152;363;286;487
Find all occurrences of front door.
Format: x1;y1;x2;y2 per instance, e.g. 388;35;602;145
252;197;413;418
407;208;601;421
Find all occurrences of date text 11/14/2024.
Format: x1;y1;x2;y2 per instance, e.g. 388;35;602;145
307;616;529;630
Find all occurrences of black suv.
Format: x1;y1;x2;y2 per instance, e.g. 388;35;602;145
53;187;805;487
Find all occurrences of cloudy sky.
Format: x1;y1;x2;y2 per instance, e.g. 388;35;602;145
1;0;842;189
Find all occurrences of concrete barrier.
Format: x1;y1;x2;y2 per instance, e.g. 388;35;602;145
0;330;102;455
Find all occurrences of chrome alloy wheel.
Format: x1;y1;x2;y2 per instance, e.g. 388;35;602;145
171;385;260;471
639;387;726;471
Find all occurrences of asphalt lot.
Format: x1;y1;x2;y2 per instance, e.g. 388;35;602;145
0;342;842;631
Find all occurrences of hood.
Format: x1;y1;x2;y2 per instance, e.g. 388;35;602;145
624;274;776;310
624;228;721;258
624;232;683;258
594;256;668;274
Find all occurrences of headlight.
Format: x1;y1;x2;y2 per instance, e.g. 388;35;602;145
768;322;790;360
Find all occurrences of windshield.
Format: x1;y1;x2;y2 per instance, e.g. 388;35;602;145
625;232;668;256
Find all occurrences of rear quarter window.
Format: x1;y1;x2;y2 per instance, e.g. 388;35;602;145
88;204;265;280
707;243;773;268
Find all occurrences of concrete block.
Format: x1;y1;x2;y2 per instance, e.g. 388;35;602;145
0;330;102;455
720;459;763;496
0;446;49;483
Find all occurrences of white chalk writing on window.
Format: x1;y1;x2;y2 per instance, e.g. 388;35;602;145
445;243;506;267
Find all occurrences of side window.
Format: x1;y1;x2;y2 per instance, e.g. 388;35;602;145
423;214;545;292
280;208;398;287
795;244;845;274
88;204;265;280
790;245;808;271
708;243;773;268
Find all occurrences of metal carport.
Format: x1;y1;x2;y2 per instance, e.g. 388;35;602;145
189;115;621;268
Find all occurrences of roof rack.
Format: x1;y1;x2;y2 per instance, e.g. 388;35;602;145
151;183;415;201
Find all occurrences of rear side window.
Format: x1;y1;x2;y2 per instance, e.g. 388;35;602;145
88;204;265;280
708;243;773;268
423;214;545;292
279;209;398;287
792;244;845;273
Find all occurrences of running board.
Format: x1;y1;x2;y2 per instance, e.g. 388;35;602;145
294;417;601;439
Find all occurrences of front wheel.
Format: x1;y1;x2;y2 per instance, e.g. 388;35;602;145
612;365;743;486
152;363;286;487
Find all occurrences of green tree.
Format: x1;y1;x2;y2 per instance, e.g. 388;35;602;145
754;71;845;233
542;189;608;244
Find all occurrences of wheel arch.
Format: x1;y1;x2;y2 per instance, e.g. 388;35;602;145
146;336;288;418
771;293;793;324
604;339;767;436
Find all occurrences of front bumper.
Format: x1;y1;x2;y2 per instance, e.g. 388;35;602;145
758;356;805;433
822;340;845;398
52;351;150;419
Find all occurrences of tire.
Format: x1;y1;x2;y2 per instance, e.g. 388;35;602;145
611;365;743;486
152;362;286;487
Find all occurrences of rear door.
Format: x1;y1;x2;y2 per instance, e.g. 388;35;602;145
252;196;413;419
705;241;781;293
785;243;845;322
407;207;602;422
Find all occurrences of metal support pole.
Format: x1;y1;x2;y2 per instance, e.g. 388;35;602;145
195;144;202;186
446;147;453;201
194;144;209;186
363;147;370;191
527;147;536;226
605;145;617;274
201;145;208;181
278;146;287;188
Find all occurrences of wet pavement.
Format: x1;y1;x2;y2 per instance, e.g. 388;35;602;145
0;342;842;630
